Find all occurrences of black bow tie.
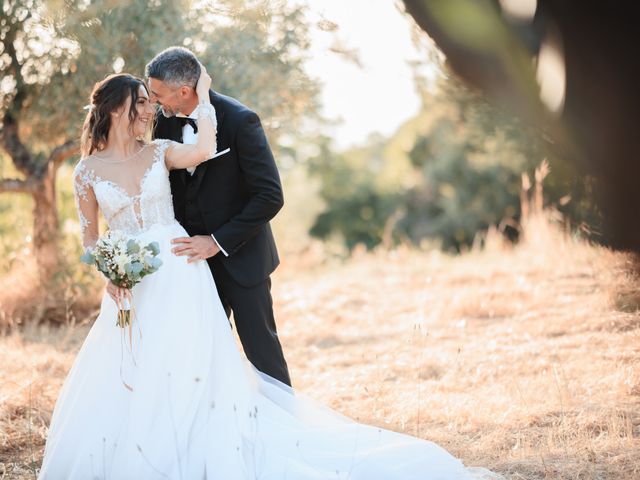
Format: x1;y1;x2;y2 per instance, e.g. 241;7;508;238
178;117;198;133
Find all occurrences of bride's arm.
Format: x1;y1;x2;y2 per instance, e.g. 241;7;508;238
72;162;99;252
164;65;217;170
73;162;130;303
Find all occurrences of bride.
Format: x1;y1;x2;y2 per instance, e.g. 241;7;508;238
38;65;497;479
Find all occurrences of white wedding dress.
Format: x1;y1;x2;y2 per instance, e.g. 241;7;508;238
38;139;498;479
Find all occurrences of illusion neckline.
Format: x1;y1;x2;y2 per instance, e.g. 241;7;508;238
92;153;163;199
91;141;149;164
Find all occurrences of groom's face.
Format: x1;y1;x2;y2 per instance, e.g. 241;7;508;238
148;77;192;118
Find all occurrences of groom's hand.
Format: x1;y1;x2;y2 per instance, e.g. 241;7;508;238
171;235;220;263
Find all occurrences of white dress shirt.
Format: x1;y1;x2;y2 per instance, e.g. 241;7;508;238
178;106;229;257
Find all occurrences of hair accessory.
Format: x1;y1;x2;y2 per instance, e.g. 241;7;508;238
83;104;96;111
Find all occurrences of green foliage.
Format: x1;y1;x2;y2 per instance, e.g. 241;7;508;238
396;77;536;250
308;136;400;250
195;1;320;137
309;74;600;252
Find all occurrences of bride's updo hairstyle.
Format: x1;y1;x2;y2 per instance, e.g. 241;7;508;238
80;73;148;157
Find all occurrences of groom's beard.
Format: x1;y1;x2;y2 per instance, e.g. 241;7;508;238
158;102;185;118
160;106;177;118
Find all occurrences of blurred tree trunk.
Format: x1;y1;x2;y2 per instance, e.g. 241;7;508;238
0;114;77;281
32;148;76;277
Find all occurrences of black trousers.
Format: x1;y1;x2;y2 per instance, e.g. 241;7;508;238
206;255;292;387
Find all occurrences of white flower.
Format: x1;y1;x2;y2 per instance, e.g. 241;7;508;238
112;252;130;275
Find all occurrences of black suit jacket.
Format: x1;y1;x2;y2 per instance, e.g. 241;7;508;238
153;90;283;287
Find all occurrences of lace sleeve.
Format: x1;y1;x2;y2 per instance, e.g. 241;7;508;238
196;102;218;159
72;161;100;252
162;102;218;170
152;139;178;171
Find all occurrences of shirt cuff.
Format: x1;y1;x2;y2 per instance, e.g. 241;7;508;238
211;234;229;257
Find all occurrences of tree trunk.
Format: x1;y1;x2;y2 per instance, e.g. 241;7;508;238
0;141;77;286
32;168;60;281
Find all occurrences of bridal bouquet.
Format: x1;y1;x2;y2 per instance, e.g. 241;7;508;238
81;230;162;328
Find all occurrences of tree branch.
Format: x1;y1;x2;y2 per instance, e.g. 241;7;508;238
0;116;36;177
0;178;38;194
50;140;79;169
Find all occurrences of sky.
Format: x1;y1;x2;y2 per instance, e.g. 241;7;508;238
297;0;425;149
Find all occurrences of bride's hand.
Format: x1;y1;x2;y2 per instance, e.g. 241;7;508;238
195;63;212;98
106;280;128;305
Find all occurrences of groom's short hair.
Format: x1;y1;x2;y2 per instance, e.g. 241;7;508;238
145;47;201;88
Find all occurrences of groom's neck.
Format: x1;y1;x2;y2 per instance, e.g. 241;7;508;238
182;93;200;117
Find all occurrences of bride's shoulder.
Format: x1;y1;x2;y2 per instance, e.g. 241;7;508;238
151;138;177;156
73;156;94;178
151;138;173;146
71;157;99;198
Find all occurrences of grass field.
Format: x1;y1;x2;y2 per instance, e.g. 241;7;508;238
1;221;639;479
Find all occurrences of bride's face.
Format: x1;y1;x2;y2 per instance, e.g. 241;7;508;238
132;86;154;136
113;85;154;137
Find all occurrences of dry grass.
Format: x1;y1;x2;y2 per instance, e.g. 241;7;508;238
1;219;639;479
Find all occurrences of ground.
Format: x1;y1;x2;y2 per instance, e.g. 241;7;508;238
1;224;639;479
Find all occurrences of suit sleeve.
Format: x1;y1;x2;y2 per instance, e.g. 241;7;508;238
211;111;283;255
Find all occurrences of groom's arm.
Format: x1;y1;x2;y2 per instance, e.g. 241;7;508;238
211;110;283;256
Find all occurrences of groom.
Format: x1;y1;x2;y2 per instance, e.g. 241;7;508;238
146;47;291;387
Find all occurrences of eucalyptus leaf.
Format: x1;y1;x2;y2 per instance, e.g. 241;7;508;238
97;258;107;273
147;242;160;256
130;262;143;274
80;251;95;265
127;239;140;254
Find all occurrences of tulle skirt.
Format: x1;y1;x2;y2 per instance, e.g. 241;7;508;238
38;221;495;479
